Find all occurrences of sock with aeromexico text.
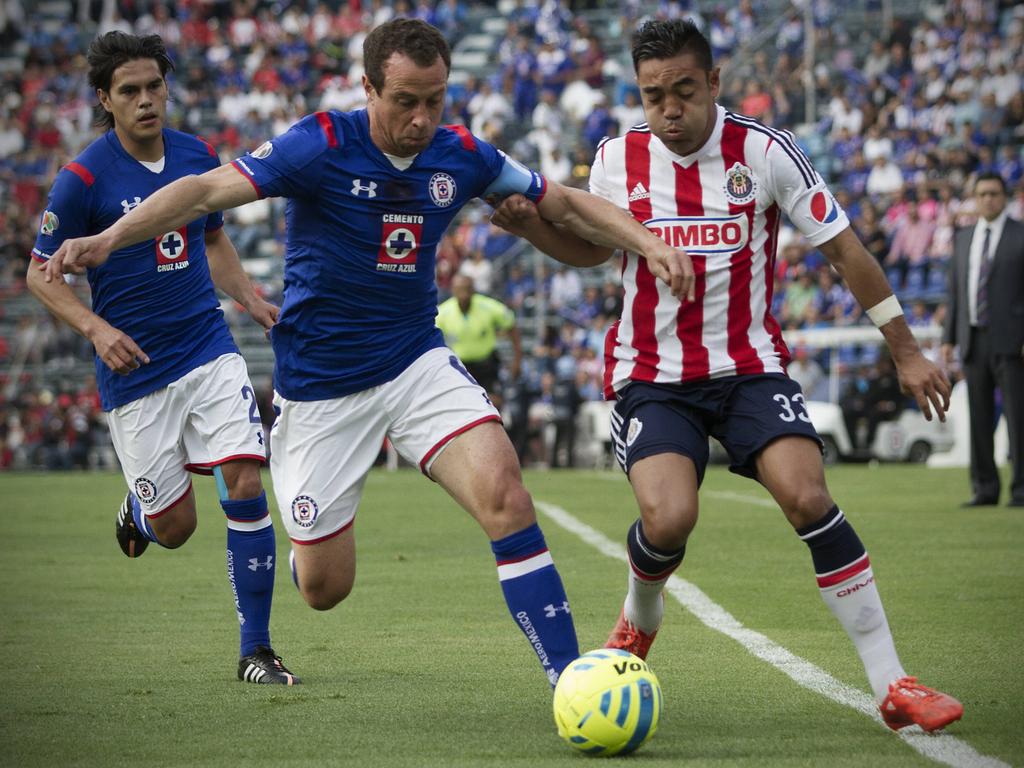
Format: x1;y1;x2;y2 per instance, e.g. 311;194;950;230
491;523;580;687
222;492;276;657
623;518;686;634
129;492;165;546
797;505;906;700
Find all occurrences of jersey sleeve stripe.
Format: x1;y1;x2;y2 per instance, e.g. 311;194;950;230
726;111;816;180
230;160;263;197
197;136;218;157
64;161;95;187
444;123;478;151
724;113;815;188
315;111;339;148
30;249;48;263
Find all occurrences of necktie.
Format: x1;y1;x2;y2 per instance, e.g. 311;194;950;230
976;226;992;327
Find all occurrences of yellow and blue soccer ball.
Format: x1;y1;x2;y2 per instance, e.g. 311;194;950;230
553;649;663;756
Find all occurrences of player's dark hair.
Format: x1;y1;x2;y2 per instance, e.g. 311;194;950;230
631;18;713;73
974;171;1007;194
363;18;451;93
87;31;174;129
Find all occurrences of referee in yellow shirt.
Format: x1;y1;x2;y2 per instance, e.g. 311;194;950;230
436;274;522;409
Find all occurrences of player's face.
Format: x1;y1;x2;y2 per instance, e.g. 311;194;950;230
973;179;1006;222
99;58;167;150
364;53;448;157
636;52;719;156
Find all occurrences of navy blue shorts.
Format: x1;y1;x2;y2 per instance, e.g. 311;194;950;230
609;374;822;484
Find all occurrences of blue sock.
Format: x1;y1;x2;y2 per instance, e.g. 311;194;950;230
222;492;275;657
491;523;579;687
128;492;164;546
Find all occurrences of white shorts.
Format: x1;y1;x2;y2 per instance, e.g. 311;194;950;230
108;353;267;517
271;346;501;544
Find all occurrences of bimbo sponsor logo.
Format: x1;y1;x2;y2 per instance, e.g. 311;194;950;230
644;214;749;254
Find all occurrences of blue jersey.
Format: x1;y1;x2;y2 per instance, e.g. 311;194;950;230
32;129;236;411
231;110;545;401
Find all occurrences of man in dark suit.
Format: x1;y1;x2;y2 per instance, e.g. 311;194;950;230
942;172;1024;507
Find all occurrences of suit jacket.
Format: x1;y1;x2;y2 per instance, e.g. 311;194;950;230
943;216;1024;361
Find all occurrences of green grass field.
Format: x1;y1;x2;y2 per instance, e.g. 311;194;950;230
1;465;1021;767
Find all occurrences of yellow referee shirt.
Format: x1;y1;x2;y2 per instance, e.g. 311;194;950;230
436;294;515;363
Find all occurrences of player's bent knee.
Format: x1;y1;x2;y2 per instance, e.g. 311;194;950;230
300;580;353;611
220;461;264;500
153;514;196;548
779;486;834;528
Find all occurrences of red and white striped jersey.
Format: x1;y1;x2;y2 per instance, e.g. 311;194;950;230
591;105;849;398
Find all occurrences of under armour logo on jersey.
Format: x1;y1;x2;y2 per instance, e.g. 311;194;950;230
121;196;142;214
248;555;274;572
544;601;571;617
628;182;650;202
351;179;378;198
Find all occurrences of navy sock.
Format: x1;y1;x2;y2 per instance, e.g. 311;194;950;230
222;492;275;657
491;523;579;687
626;519;686;578
796;505;867;578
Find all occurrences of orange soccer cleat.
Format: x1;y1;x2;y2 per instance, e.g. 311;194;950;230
605;609;659;660
880;676;963;732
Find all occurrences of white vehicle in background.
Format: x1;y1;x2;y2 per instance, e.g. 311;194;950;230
804;400;955;465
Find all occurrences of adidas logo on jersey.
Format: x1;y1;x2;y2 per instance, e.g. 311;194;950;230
628;182;650;202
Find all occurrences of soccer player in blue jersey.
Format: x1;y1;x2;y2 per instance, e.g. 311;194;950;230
41;19;693;688
27;32;299;685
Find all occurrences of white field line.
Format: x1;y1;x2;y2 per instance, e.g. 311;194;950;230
536;500;1010;768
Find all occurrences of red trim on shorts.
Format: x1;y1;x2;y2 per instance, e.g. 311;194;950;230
316;111;338;148
64;161;95;186
418;415;503;476
290;517;354;546
230;160;263;197
147;481;194;519
185;453;267;476
816;554;871;588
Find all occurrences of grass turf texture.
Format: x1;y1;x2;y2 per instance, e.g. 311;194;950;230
0;465;1020;767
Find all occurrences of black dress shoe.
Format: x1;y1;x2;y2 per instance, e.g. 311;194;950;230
960;497;999;507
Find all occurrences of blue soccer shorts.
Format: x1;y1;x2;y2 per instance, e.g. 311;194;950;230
609;374;822;484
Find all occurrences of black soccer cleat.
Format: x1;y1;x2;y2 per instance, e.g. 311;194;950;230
238;646;301;685
116;492;149;558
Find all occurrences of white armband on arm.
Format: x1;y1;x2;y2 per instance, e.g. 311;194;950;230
866;295;904;327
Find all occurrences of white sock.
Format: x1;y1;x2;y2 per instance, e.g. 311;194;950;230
818;562;907;700
623;572;667;634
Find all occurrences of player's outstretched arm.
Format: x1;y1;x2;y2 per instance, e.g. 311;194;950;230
491;194;616;268
25;262;149;374
205;228;279;332
41;164;258;283
818;226;950;421
537;183;695;301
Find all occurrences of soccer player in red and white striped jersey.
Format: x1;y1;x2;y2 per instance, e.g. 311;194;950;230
493;18;962;733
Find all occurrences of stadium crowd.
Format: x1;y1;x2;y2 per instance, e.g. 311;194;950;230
1;0;1022;469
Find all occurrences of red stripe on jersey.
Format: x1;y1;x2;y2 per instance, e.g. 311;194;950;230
444;123;477;151
673;160;710;380
720;120;763;375
64;162;94;186
602;318;621;400
761;203;790;365
624;131;660;384
197;136;217;157
316;111;338;148
817;554;871;588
